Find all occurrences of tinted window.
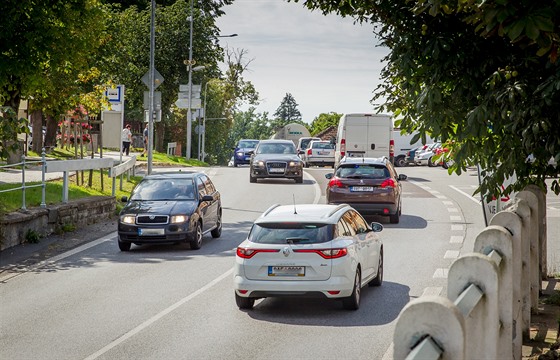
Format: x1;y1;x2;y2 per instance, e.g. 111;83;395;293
196;177;206;197
337;219;352;237
257;143;296;154
349;210;369;234
248;223;333;244
342;212;357;236
238;140;259;148
130;178;195;201
336;164;390;179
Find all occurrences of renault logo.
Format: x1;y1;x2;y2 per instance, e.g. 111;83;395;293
282;247;290;257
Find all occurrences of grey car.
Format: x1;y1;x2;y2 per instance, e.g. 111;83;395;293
248;139;304;183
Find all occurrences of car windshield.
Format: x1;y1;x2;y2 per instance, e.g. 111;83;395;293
238;140;259;149
129;178;195;201
248;223;333;244
336;164;390;179
256;143;296;154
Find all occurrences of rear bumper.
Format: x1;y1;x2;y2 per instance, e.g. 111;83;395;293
328;201;398;216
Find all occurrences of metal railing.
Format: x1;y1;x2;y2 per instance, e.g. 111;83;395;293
0;151;47;210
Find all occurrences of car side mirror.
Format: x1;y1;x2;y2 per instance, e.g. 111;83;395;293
247;150;254;155
371;222;383;232
201;195;214;202
121;196;128;202
325;173;334;179
398;174;407;181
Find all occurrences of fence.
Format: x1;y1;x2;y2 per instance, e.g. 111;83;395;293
393;185;546;360
1;150;137;209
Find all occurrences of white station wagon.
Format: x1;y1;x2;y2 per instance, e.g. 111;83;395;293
233;203;384;310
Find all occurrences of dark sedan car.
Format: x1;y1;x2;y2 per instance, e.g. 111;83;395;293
248;139;304;183
117;172;222;251
232;139;259;167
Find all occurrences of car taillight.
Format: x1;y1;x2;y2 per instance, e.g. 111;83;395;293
380;178;396;188
389;139;394;158
340;138;345;157
293;248;348;259
328;177;343;188
236;247;280;259
307;148;312;156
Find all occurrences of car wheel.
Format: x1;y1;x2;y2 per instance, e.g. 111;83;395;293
233;161;238;168
235;292;255;310
249;173;256;183
389;212;400;224
190;221;203;250
370;248;383;287
118;238;131;251
395;155;406;167
211;211;222;238
342;269;361;310
428;156;436;167
295;175;303;184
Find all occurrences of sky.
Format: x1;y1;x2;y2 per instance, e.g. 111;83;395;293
215;0;390;123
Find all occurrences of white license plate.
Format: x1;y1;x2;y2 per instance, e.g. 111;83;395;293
351;186;374;192
268;266;305;277
269;168;285;173
317;151;330;155
138;228;165;236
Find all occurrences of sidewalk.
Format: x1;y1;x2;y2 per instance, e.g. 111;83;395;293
0;151;137;184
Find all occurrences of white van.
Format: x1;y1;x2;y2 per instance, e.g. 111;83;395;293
334;113;394;167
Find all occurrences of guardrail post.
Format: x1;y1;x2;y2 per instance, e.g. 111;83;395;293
520;185;547;279
473;226;514;358
515;190;540;313
21;154;27;210
490;204;527;358
393;296;465;360
447;253;500;360
40;149;46;208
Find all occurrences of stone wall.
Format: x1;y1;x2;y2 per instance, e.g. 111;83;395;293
0;196;116;251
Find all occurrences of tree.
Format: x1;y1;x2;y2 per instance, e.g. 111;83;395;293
273;93;303;127
309;112;341;136
293;0;560;198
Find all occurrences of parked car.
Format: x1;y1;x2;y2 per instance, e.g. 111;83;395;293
232;139;260;167
234;203;384;310
325;157;407;223
405;146;420;166
248;139;304;183
414;143;441;166
302;140;335;167
117;172;222;251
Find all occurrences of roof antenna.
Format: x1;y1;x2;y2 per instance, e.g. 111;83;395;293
293;194;298;214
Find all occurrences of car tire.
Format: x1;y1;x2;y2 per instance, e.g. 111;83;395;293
190;221;203;250
235;293;255;310
295;176;303;184
211;211;222;238
389;212;400;224
342;269;361;310
395;155;406;167
249;173;256;183
370;248;383;287
233;161;238;168
118;238;131;251
428;156;436;167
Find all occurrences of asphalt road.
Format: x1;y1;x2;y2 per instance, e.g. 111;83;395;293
0;164;558;360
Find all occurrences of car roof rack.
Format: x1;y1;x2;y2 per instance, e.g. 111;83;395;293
262;203;281;217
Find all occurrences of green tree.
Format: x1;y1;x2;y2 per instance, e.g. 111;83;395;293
293;0;560;198
309;112;341;136
273;93;303;126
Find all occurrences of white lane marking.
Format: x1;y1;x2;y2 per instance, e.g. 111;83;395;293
436;195;447;199
450;236;464;244
0;232;117;282
422;287;443;297
85;268;234;360
382;343;394;360
310;172;321;205
449;185;480;205
451;225;464;231
433;268;448;278
442;200;454;206
447;208;459;213
430;190;441;195
450;215;462;221
444;250;460;259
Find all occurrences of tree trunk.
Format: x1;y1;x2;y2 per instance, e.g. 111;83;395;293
44;115;58;150
31;109;43;153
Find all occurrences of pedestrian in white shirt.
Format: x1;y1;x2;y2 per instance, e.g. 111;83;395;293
122;124;132;155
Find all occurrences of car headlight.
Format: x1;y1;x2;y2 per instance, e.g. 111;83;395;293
170;215;188;224
253;160;265;167
289;161;301;167
120;215;136;224
236;152;243;157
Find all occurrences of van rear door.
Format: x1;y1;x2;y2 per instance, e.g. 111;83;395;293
345;114;392;158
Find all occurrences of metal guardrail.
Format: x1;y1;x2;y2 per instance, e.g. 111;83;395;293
0;152;47;210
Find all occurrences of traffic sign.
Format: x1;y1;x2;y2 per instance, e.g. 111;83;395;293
143;91;161;110
142;69;164;89
175;98;202;109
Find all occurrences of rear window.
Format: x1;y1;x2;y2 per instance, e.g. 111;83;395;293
336;164;389;179
312;142;334;150
248;223;333;244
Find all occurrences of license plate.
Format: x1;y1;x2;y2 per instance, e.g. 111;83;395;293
317;151;330;155
269;168;285;173
351;186;374;192
268;266;305;277
138;228;165;236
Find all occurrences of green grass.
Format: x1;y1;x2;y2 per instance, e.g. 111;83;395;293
1;148;206;215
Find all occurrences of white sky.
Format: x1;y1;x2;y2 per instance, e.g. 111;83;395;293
215;0;389;123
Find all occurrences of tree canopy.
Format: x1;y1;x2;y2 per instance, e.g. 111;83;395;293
294;0;560;198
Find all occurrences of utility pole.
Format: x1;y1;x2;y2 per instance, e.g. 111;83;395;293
186;0;194;159
148;0;156;174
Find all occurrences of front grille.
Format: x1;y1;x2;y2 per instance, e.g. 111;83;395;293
136;215;169;225
266;161;287;175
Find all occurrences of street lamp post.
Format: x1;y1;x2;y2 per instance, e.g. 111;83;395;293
186;0;195;160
